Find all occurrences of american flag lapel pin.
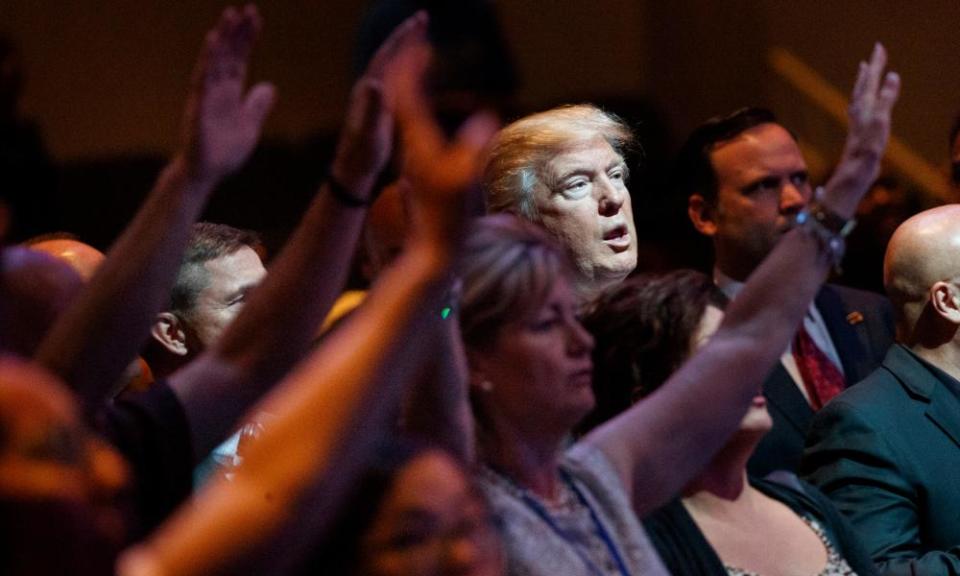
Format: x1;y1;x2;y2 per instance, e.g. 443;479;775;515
846;311;864;325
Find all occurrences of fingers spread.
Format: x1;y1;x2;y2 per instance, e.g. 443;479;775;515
390;42;442;168
227;4;261;63
850;61;868;105
190;29;219;92
862;42;887;103
877;71;901;113
848;41;900;125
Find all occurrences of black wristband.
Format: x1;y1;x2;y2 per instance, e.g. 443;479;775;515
327;175;369;208
809;186;857;235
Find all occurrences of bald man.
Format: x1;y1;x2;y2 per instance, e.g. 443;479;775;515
0;246;84;356
803;205;960;575
26;236;105;281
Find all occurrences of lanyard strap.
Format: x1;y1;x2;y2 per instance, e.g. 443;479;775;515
487;465;631;576
560;469;633;576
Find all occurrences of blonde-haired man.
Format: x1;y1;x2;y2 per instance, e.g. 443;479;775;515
484;104;637;296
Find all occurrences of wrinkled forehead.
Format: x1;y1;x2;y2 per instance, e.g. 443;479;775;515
197;246;267;297
548;136;625;167
540;136;625;184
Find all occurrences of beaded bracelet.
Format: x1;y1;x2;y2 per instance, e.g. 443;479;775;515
793;186;857;269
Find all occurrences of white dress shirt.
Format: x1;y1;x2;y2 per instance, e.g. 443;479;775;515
715;268;843;404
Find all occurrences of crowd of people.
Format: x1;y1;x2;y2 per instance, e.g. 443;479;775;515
3;3;960;575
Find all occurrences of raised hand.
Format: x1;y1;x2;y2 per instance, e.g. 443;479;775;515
824;43;900;217
387;39;498;246
331;11;429;193
181;4;276;185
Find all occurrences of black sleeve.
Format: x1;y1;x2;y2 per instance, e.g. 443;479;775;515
97;380;194;541
759;473;879;576
642;499;726;576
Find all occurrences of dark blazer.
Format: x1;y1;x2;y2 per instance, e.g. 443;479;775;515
747;284;894;477
802;344;960;575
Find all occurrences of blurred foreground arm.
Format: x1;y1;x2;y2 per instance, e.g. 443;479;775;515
35;5;274;412
117;36;496;576
167;11;431;463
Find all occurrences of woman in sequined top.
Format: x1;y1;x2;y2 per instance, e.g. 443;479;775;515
583;270;877;576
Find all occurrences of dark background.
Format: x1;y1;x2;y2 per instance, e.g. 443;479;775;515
2;0;956;286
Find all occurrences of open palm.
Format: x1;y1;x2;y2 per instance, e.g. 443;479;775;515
183;5;275;184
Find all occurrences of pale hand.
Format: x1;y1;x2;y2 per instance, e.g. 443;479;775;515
331;11;429;191
388;41;498;246
824;43;901;218
181;4;276;186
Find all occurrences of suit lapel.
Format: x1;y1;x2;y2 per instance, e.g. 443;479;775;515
763;363;813;434
926;390;960;450
884;345;960;451
816;286;870;383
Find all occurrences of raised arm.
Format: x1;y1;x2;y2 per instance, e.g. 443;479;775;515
584;44;900;517
400;280;476;462
34;5;275;412
166;12;432;463
392;41;496;463
116;42;496;576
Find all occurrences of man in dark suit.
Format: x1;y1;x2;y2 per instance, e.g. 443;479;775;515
804;205;960;574
678;107;895;476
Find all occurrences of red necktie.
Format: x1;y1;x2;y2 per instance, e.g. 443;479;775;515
792;324;845;410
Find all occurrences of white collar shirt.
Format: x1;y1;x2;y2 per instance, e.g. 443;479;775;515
714;268;843;404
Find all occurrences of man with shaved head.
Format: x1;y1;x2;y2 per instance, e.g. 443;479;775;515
0;246;84;356
25;234;105;281
804;205;960;574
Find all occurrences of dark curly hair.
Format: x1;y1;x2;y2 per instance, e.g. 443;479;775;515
578;270;727;432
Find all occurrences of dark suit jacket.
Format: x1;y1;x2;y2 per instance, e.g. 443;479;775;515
802;344;960;575
747;284;894;477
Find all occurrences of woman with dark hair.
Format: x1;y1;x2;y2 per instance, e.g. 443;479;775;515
583;271;877;575
579;270;728;433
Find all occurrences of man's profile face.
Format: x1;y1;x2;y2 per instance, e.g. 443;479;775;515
532;136;637;291
695;123;811;279
185;245;266;349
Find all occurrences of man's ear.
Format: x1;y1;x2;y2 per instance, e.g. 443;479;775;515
688;194;717;237
150;312;190;356
929;281;960;324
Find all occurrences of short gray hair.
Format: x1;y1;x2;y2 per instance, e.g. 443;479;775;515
171;222;261;315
